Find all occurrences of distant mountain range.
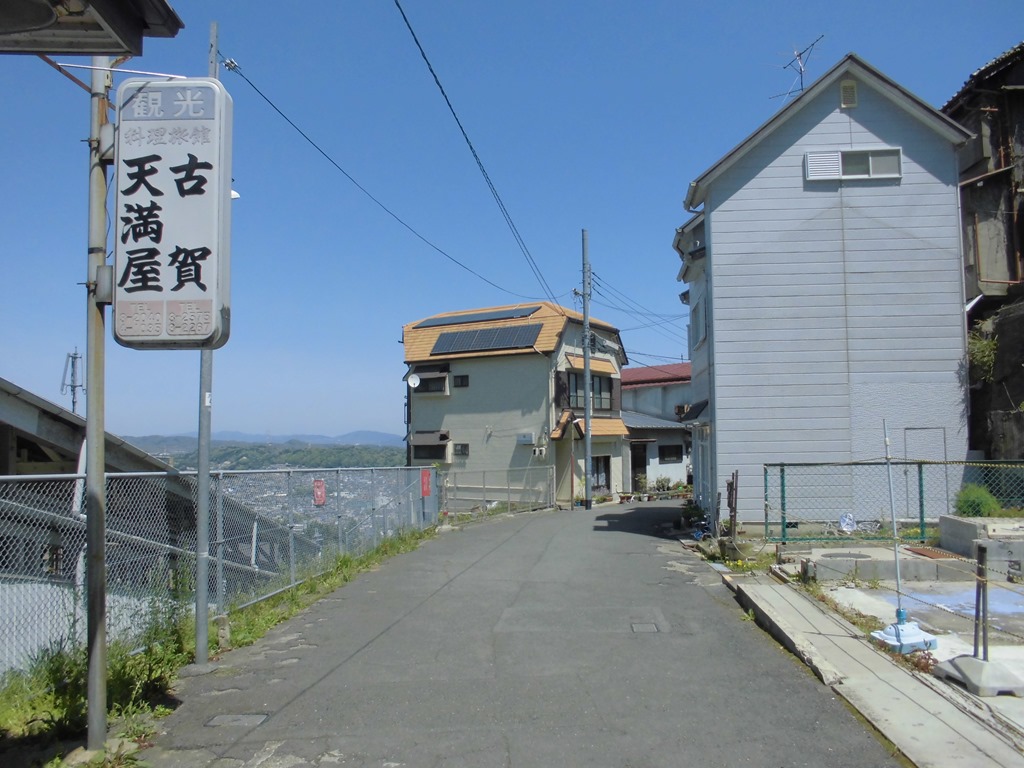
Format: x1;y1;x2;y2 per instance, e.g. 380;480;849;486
123;430;404;455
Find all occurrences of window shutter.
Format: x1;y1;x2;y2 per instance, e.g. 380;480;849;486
805;151;841;180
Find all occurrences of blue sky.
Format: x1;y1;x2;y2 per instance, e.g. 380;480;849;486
2;1;1022;438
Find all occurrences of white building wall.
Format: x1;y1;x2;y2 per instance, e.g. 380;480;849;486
703;75;967;520
409;354;553;472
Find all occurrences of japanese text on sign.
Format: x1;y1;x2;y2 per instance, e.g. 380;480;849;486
113;78;232;349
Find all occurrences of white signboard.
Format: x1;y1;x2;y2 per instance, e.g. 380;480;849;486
113;78;233;349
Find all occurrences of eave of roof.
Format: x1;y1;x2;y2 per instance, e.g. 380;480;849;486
684;53;972;211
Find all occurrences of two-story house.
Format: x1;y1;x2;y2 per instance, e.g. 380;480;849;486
402;302;629;505
674;53;972;521
620;363;693;488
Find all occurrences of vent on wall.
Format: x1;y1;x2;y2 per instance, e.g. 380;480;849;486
840;79;857;109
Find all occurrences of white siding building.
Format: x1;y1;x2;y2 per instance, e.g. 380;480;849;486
674;54;972;521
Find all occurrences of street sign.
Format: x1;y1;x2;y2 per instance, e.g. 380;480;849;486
113;77;233;349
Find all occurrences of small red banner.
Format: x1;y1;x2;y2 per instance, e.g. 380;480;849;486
312;478;326;506
420;469;431;497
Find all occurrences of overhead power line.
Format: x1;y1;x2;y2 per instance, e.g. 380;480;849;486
218;55;538;300
393;0;560;308
590;273;686;346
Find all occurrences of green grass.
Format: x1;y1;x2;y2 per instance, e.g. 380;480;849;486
0;525;436;765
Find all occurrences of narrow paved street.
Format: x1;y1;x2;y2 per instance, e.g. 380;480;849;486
145;504;902;767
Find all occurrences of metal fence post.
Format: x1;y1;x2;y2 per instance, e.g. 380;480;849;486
371;468;378;547
763;464;769;540
482;471;488;515
778;466;786;544
508;471;513;512
287;470;296;585
974;542;990;661
216;472;224;612
336;469;344;555
780;464;788;544
917;463;926;541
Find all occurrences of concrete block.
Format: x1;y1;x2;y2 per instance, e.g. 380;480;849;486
939;515;985;558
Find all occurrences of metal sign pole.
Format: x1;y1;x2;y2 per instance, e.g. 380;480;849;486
85;53;111;752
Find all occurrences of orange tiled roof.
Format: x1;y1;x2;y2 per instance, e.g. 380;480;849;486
403;302;619;363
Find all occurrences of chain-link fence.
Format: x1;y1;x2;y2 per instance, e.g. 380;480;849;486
0;467;439;675
439;466;555;521
763;460;1024;542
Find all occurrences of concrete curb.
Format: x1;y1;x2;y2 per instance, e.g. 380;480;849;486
723;574;846;687
721;571;1024;767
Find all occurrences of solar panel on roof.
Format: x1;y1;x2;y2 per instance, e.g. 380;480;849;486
415;306;541;329
431;323;543;355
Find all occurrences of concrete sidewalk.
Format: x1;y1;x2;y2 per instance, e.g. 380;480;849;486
728;572;1024;767
140;504;905;768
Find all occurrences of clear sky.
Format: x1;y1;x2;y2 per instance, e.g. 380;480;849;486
2;1;1022;438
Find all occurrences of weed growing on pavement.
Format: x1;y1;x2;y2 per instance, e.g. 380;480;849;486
797;580;886;635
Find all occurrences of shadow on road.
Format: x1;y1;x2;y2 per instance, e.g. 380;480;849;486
592;503;682;538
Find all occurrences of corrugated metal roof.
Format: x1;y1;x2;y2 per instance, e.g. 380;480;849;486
621;410;687;430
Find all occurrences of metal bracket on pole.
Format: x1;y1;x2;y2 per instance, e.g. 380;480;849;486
94;264;113;305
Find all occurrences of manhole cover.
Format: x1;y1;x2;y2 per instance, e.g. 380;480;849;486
819;552;871;560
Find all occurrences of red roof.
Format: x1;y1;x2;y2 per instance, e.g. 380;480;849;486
621;363;691;387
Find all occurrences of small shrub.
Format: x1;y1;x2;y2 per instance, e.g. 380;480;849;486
680;502;704;527
954;483;1001;518
653;476;672;492
967;325;996;383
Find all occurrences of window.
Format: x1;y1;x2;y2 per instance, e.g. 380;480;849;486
658;444;683;464
419;376;446;393
591;456;611;491
453;375;469;388
413;444;447;461
409;367;449;394
453;443;469;456
568;372;613;410
805;148;902;180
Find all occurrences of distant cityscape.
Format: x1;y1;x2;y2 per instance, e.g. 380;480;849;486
122;432;405;471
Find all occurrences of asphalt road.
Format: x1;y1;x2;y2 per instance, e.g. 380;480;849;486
144;503;904;768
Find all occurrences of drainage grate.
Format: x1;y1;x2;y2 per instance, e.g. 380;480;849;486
631;623;659;633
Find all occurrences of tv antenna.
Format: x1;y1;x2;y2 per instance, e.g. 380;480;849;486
61;348;85;414
771;35;824;101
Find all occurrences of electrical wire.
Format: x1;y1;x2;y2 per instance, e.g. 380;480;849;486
218;55;542;302
393;0;561;310
590;280;687;347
